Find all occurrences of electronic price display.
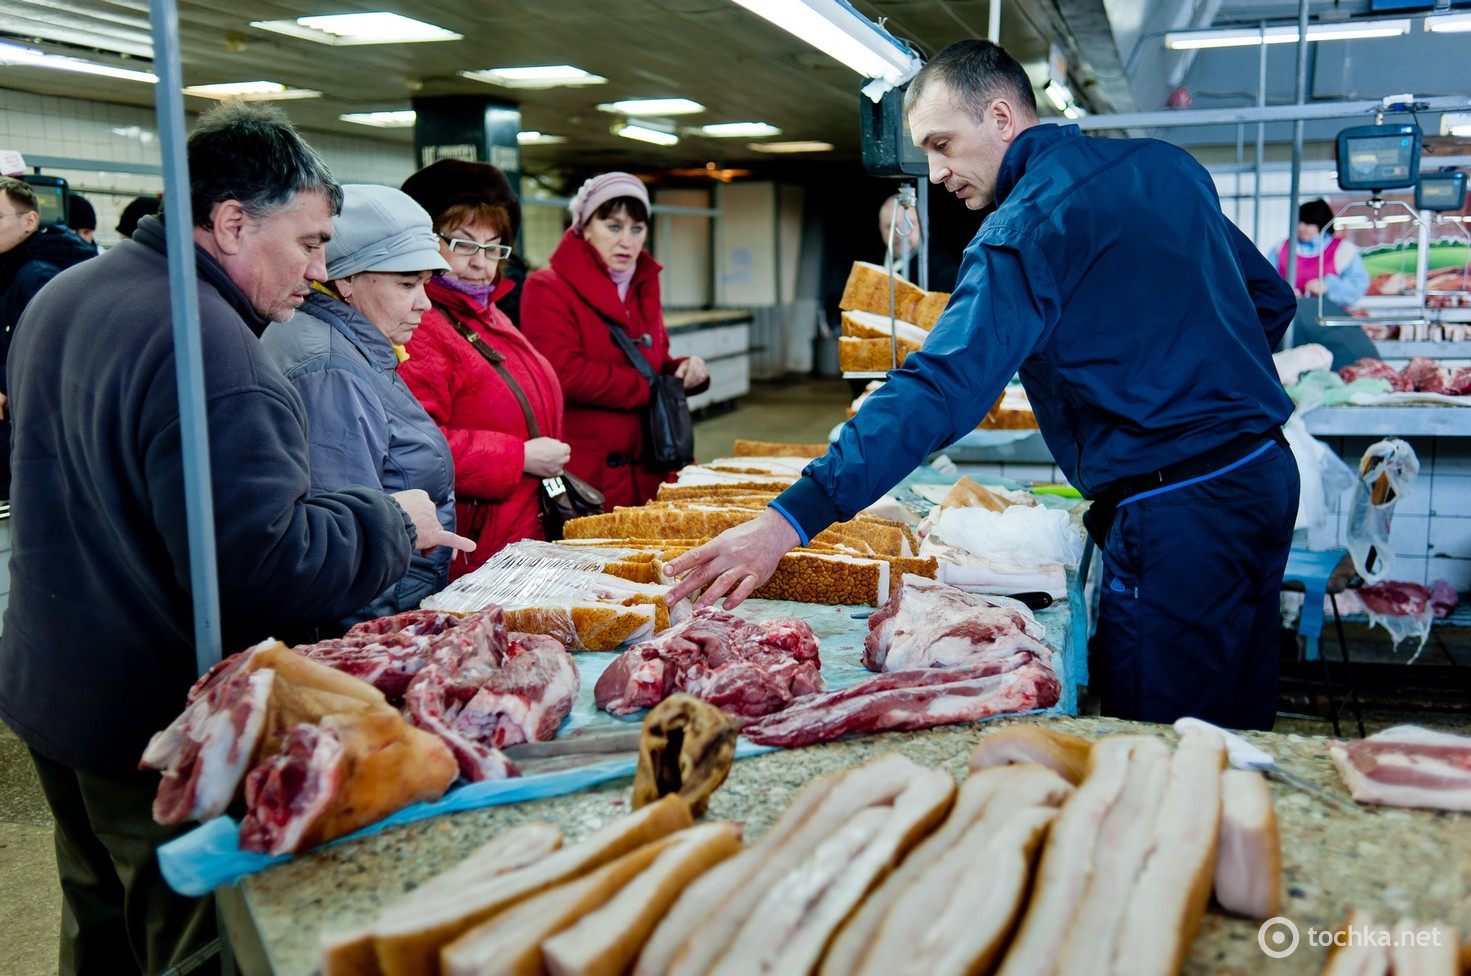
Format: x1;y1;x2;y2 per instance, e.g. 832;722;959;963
1336;124;1422;192
19;173;68;225
1415;171;1467;212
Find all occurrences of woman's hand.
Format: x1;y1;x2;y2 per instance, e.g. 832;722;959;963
524;437;573;478
675;355;709;391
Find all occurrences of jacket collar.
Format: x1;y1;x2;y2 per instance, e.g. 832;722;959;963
133;214;270;336
548;227;661;324
993;123;1080;208
301;290;400;371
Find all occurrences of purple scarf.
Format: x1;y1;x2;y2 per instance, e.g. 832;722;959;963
437;274;496;308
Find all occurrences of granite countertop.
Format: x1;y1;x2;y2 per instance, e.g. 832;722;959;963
226;715;1471;976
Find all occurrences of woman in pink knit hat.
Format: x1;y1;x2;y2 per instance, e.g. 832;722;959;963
522;172;709;509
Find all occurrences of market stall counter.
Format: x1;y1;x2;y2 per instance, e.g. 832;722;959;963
216;711;1471;976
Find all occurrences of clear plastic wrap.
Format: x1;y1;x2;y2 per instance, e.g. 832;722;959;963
421;541;691;651
1345;439;1420;584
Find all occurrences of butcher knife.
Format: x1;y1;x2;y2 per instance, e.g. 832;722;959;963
503;728;644;760
1173;717;1358;811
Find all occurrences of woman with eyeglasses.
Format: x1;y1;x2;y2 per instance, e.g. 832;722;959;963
398;160;569;577
522;173;709;509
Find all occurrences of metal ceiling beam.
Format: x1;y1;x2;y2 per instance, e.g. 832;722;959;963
1029;0;1138;113
1074;94;1471;129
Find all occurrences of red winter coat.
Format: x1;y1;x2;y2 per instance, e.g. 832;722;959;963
399;277;563;578
522;229;707;509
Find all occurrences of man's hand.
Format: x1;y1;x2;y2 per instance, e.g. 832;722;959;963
675;355;710;391
391;489;476;553
663;508;800;610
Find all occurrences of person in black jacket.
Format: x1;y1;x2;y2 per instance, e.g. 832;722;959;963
0;103;471;976
0;176;97;498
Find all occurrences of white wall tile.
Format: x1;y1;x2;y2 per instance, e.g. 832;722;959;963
1388;515;1431;558
1428;557;1471;593
1429;440;1471;476
1431;475;1471;518
1382;555;1428;585
1429;515;1471;559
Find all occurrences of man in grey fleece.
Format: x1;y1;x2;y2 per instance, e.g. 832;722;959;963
0;102;471;975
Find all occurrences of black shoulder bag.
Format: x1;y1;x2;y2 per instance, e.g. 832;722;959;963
592;306;695;472
433;304;604;540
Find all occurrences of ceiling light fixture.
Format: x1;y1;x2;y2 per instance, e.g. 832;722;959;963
1165;18;1411;49
251;13;461;45
1425;12;1471;33
0;40;158;84
697;122;782;138
747;140;834;154
517;130;568;145
182;81;321;100
1443;113;1471;137
460;65;606;89
1043;80;1073;113
340;110;416;128
730;0;919;98
614;122;679;147
599;98;704;116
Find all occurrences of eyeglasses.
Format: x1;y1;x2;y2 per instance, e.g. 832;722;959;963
438;233;511;260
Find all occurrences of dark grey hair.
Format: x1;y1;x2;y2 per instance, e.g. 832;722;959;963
186;101;343;229
904;40;1039;126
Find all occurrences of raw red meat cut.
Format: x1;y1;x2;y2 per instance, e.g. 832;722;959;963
863;575;1052;672
1446;367;1471;397
142;664;275;825
1328;725;1471;812
238;722;342;855
1357;580;1434;618
594;609;823;718
1399;356;1449;394
299;609;499;703
1430;580;1459;619
1339;357;1403;388
740;652;1059;748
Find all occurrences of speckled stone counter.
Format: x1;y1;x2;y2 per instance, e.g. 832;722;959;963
223;715;1471;976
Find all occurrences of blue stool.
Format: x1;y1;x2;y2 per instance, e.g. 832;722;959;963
1281;547;1366;737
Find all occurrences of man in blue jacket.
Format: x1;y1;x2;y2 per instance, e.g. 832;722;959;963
0;102;471;975
667;39;1298;732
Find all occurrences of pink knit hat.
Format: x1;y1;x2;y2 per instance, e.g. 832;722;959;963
568;172;650;231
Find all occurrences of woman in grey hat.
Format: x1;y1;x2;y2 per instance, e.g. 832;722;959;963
262;183;461;626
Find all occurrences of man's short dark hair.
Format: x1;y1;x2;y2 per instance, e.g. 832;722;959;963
904;39;1039;125
1299;199;1334;233
187;101;343;229
0;176;40;214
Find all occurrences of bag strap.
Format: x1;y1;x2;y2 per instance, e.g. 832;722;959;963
580;298;658;384
433;302;542;439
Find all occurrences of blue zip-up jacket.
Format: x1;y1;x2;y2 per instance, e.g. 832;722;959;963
262;290;456;626
777;124;1295;540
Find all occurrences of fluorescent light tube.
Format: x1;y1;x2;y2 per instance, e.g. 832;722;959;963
1425;12;1471;33
252;13;461;45
1044;80;1073;113
517;131;568;145
731;0;918;85
747;140;834;153
1166;18;1410;49
340;111;416;128
698;122;782;138
615;123;679;146
460;65;606;89
0;40;157;83
182;81;321;100
599;98;704;116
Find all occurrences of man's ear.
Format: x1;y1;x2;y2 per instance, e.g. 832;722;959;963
21;211;39;235
206;199;249;255
992;97;1021;142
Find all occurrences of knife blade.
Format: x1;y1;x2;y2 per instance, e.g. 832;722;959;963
502;728;645;760
1173;717;1358;812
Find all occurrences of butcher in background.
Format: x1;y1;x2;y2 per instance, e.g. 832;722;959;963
0;102;471;975
667;39;1299;734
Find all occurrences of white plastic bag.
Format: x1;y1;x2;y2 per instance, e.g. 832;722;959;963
1345;439;1419;584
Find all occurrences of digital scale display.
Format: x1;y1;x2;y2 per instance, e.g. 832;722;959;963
1416;172;1468;212
20;174;67;225
1336;124;1422;192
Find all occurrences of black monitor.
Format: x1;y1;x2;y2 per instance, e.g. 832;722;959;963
1335;124;1422;192
19;173;68;225
1415;171;1467;212
861;85;928;177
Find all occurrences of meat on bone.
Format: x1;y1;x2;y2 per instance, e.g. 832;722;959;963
740;653;1059;748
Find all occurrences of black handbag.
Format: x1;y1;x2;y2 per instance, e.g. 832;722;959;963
434;304;604;540
595;308;695;472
